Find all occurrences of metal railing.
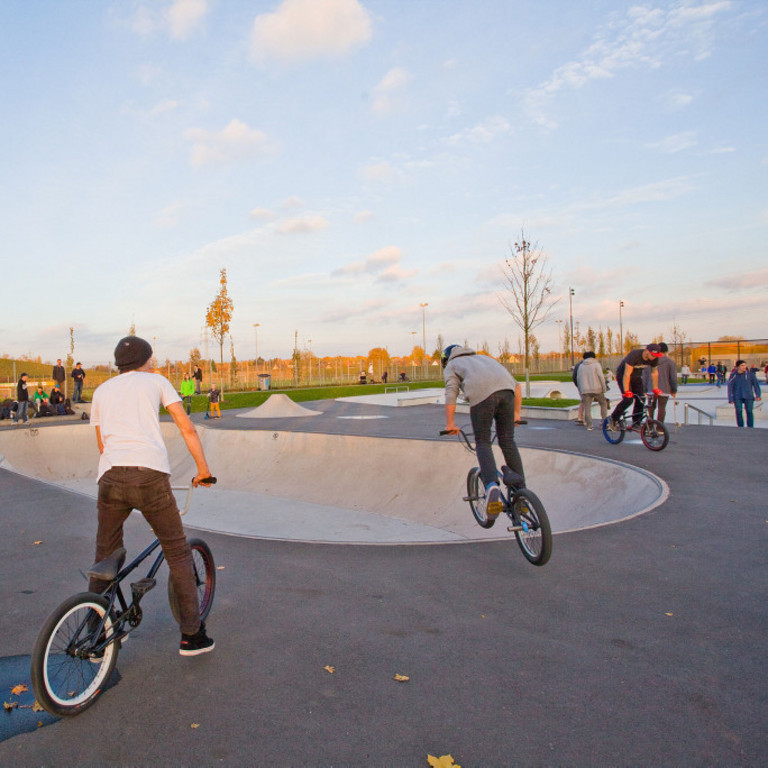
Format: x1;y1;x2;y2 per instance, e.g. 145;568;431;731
683;403;715;426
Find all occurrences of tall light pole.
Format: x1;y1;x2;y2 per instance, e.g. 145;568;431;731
419;303;428;378
568;289;575;368
555;319;563;368
253;323;260;375
619;300;624;355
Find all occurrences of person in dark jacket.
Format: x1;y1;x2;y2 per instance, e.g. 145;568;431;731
14;373;30;424
727;360;761;428
71;362;86;403
52;359;66;392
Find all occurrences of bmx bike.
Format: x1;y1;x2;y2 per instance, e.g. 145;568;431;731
601;393;670;451
441;428;552;566
30;480;217;717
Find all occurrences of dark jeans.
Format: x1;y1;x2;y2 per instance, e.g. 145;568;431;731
648;395;669;422
73;381;83;402
14;400;29;423
183;395;192;415
733;397;755;428
611;378;644;426
88;467;201;635
470;389;525;488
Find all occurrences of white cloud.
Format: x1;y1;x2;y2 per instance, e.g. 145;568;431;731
443;116;511;146
354;210;374;223
645;131;697;154
166;0;208;39
522;1;733;129
250;0;372;63
706;268;768;292
185;119;279;166
372;67;412;115
359;161;399;184
127;0;208;40
332;245;403;278
277;216;330;234
249;207;276;221
281;196;305;210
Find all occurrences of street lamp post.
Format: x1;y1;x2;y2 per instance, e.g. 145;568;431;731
619;300;624;356
555;319;563;370
419;303;428;379
568;289;575;368
253;323;260;375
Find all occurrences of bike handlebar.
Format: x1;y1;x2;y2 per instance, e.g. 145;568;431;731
169;477;217;516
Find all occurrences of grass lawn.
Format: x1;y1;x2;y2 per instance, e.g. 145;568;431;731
179;380;578;414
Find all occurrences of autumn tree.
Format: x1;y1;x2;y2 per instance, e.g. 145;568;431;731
205;268;234;366
499;231;558;392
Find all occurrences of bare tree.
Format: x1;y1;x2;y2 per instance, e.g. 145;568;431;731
499;231;559;393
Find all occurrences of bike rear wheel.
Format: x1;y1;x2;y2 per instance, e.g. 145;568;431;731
467;467;495;529
602;416;625;444
641;419;669;451
512;489;552;566
31;592;119;717
168;538;216;624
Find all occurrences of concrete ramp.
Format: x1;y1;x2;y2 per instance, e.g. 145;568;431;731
0;424;666;544
238;394;322;419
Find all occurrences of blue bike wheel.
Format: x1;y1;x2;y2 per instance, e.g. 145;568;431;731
602;417;625;444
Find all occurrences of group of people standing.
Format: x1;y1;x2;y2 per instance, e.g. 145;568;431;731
4;359;86;424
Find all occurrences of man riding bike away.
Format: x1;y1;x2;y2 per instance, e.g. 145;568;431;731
609;343;663;430
442;345;525;521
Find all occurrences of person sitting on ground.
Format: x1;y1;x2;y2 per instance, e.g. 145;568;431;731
642;342;677;422
33;385;54;417
442;344;525;521
49;384;66;415
88;335;216;655
576;351;607;431
609;343;663;430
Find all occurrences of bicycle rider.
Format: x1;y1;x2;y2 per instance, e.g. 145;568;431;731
442;345;525;520
609;343;663;430
88;336;215;656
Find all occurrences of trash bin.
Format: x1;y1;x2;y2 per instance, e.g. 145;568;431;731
258;373;271;391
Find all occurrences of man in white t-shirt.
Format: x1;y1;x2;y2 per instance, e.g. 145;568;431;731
89;336;215;656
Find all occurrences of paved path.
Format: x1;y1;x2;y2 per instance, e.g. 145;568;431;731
0;400;766;766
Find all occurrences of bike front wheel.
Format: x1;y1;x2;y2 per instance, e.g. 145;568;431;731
641;419;669;451
602;417;625;444
168;538;217;624
31;592;119;717
467;468;495;529
512;489;552;566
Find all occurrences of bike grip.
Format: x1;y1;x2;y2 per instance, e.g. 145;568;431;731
652;388;663;396
624;391;633;399
194;476;217;485
439;430;451;435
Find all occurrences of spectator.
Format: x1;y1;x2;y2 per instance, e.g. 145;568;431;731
576;351;607;431
707;363;717;384
193;365;203;395
180;374;195;415
727;360;761;428
680;363;691;385
50;385;67;415
52;358;66;394
207;385;221;419
71;362;86;403
13;373;30;425
32;385;54;417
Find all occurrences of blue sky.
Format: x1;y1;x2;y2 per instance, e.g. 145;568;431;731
1;0;766;365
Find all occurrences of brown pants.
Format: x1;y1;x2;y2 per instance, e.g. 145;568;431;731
88;467;201;636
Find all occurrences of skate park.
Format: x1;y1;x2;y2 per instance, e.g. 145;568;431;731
0;388;765;765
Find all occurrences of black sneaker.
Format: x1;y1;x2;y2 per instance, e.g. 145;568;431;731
179;622;215;656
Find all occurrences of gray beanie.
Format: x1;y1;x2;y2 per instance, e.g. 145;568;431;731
114;336;153;373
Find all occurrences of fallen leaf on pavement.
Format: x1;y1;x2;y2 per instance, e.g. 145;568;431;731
11;684;28;696
324;666;335;674
394;674;410;682
427;755;460;767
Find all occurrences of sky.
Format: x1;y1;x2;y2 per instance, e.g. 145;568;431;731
1;0;766;366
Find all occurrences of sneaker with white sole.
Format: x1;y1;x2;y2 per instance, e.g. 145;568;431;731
179;622;215;656
485;483;503;519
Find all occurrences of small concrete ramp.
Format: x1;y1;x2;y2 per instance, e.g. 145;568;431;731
238;393;322;419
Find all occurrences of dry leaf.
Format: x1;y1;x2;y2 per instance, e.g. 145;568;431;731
32;701;44;713
427;755;460;768
324;666;335;674
216;566;225;570
191;723;200;729
665;612;674;616
4;701;18;712
393;673;410;682
11;684;28;696
33;541;43;546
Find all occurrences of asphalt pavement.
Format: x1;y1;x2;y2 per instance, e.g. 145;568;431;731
0;398;766;766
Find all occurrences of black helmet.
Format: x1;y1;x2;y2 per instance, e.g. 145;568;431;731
441;344;460;368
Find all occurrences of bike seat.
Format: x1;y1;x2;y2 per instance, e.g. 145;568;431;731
501;466;525;490
87;547;127;581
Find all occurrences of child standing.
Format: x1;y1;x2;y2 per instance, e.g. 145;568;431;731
207;385;221;418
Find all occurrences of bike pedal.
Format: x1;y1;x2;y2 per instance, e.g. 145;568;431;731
130;577;157;600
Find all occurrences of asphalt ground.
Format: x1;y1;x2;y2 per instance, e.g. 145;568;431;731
0;402;766;766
